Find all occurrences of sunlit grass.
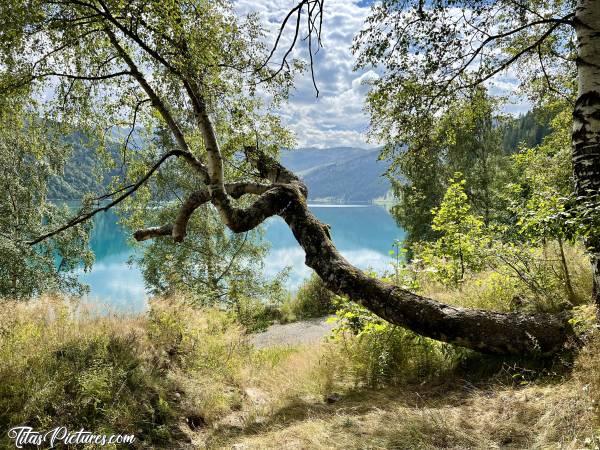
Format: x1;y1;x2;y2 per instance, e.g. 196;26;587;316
1;291;599;449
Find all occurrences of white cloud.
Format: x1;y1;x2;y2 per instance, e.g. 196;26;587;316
263;245;391;290
486;70;532;116
236;1;529;149
236;0;376;148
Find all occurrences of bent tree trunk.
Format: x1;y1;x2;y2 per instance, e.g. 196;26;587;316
135;154;574;356
24;7;576;357
279;196;573;355
573;0;600;311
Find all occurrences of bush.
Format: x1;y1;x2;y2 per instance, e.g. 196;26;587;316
230;296;281;333
0;297;256;447
1;294;597;449
332;299;467;388
280;274;336;322
403;241;592;315
0;298;182;447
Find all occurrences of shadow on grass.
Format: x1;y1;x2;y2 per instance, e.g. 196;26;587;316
204;348;578;448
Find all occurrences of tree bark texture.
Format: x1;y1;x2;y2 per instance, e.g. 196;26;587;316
574;0;600;310
136;153;575;356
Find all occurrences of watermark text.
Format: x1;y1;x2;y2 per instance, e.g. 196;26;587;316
8;426;136;448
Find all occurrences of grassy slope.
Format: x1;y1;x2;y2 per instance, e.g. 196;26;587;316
1;297;599;450
219;376;595;450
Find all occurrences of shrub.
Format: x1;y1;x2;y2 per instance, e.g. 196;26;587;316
405;241;592;315
417;175;490;288
0;298;182;447
332;299;467;388
280;274;336;322
230;296;281;332
0;297;256;447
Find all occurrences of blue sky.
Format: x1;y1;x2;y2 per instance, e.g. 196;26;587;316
236;1;528;149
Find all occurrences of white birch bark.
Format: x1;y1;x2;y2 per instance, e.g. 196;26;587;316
573;0;600;307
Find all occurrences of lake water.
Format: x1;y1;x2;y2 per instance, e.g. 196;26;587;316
79;205;405;312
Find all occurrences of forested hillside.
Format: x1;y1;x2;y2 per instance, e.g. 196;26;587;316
47;136;123;201
49;144;391;203
281;147;389;203
48;146;110;200
502;110;552;153
50;111;546;203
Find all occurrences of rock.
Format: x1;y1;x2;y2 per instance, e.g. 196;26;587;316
325;393;342;404
186;414;206;430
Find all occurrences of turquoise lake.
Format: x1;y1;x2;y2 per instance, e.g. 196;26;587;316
79;205;405;312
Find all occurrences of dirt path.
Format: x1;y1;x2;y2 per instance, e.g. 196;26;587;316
250;316;336;348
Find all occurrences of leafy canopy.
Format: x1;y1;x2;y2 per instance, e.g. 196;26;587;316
0;0;300;302
0;92;93;298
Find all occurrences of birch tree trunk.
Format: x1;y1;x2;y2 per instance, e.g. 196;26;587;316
573;0;600;311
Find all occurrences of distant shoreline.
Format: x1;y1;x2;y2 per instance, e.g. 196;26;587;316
50;198;397;207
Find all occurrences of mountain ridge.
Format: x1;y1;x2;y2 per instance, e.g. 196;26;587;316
280;146;390;203
50;145;392;203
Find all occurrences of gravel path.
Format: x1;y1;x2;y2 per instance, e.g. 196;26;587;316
250;316;337;348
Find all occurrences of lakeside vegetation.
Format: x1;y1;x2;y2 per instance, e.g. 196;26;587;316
1;289;598;449
2;0;600;447
1;207;598;448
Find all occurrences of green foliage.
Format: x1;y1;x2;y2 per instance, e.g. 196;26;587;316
488;242;591;312
230;296;282;332
406;240;591;315
0;296;596;449
132;201;287;316
390;134;446;246
0;298;261;447
47;141;123;201
504;102;574;242
279;273;337;322
394;131;591;311
384;92;587;310
357;0;577;251
0;93;93;299
0;300;181;446
332;298;467;388
437;89;508;224
0;0;298;314
390;89;507;248
355;0;575;151
417;175;489;287
505;103;600;260
502;110;552;154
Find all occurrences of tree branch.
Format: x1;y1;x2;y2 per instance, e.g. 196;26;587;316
434;13;574;99
537;44;575;105
134;154;574;355
30;70;132;81
257;0;324;94
135;181;274;242
104;27;210;182
133;224;173;241
28;150;192;245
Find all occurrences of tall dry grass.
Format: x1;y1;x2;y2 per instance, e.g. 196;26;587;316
1;289;599;449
